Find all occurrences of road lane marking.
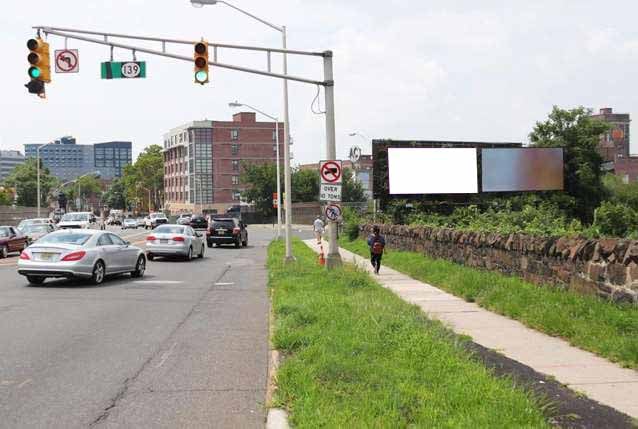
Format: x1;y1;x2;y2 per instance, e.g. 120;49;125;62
155;342;178;368
17;379;32;389
214;282;235;286
132;281;184;285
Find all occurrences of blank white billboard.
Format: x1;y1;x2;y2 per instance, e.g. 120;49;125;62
388;148;478;194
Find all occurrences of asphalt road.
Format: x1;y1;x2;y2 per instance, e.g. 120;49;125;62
0;225;302;428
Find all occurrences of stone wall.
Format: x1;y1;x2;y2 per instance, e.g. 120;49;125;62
361;224;638;305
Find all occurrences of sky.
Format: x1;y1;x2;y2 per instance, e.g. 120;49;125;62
1;0;637;164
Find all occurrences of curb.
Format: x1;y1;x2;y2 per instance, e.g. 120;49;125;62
266;289;291;428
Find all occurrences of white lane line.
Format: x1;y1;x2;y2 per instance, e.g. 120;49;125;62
156;342;178;368
132;281;184;285
17;379;32;389
214;282;235;286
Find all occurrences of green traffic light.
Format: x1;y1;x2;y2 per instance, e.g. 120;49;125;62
195;70;208;83
28;66;41;79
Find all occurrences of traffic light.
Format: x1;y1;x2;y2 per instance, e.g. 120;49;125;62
193;40;209;85
26;37;50;98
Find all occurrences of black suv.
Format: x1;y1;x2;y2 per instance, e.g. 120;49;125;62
207;217;247;248
190;215;209;230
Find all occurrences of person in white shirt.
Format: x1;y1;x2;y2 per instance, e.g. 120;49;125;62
313;216;325;244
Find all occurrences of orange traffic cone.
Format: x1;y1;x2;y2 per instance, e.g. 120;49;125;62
318;243;326;266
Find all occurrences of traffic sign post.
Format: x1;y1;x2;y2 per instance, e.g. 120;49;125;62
324;203;342;222
54;49;79;73
319;160;342;184
101;61;146;79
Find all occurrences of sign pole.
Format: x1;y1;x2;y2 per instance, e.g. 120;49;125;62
323;52;342;269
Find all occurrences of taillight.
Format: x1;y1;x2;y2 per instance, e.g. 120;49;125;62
147;236;156;241
233;227;241;234
19;251;30;260
61;251;86;262
173;236;185;242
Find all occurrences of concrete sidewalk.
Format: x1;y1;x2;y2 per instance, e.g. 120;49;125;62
304;239;638;419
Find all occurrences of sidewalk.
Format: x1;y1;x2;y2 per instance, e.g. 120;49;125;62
304;239;638;419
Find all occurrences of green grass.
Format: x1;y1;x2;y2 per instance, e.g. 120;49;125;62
268;239;549;428
340;238;638;369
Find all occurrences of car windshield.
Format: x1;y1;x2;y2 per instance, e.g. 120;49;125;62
23;225;49;233
125;219;136;223
212;220;236;228
38;232;92;245
151;214;167;219
154;226;185;235
0;227;11;237
18;219;46;228
61;213;89;222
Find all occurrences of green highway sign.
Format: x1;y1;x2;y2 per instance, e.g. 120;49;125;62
101;61;146;79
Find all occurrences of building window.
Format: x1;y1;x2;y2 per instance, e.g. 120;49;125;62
231;129;239;140
273;144;278;154
233;191;241;201
272;130;277;141
232;160;240;171
231;144;240;155
232;176;239;185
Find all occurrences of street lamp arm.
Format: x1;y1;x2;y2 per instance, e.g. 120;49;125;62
192;0;283;32
230;101;277;121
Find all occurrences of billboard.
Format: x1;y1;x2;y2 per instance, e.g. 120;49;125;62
388;147;478;194
481;148;564;192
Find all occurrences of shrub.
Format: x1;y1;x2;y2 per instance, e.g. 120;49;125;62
593;201;637;237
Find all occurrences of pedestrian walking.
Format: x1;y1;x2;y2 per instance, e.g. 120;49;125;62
313;215;325;244
367;225;386;275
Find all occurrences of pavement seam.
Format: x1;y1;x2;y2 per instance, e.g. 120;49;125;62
88;264;232;427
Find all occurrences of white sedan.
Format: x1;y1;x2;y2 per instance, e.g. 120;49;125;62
145;225;205;261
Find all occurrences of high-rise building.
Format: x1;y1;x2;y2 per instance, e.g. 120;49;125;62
163;112;284;214
25;137;132;181
0;150;26;181
591;107;631;162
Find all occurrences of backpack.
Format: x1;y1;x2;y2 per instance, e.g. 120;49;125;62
372;238;384;255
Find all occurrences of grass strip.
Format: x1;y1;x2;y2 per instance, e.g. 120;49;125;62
340;238;638;369
269;239;549;428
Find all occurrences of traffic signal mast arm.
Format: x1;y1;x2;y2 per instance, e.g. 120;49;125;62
32;26;331;87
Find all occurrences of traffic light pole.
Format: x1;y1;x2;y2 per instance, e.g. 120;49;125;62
32;26;342;268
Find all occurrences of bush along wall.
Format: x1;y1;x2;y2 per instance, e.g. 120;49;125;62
360;224;638;305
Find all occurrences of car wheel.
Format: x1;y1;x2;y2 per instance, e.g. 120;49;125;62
91;260;106;285
131;256;146;278
147;253;154;261
0;246;7;258
186;246;193;261
26;276;45;285
198;245;205;259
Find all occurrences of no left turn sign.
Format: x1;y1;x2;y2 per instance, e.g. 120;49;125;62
55;49;79;73
320;160;342;184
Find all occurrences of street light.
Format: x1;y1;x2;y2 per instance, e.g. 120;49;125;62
36;141;56;217
191;0;294;261
229;101;282;239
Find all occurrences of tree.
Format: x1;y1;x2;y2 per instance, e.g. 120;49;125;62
2;158;58;207
240;162;278;217
342;168;366;203
529;106;610;223
103;179;127;210
121;145;164;211
0;188;13;206
291;168;319;202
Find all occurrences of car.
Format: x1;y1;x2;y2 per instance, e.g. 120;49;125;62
145;225;205;261
58;212;98;229
189;215;208;230
206;217;248;248
136;218;146;227
146;213;168;229
122;218;138;229
17;218;55;231
177;214;192;225
17;229;146;286
20;223;55;244
0;226;29;258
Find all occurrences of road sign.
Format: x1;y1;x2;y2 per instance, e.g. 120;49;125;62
273;192;278;208
320;183;342;202
54;49;79;73
320;160;342;184
101;61;147;79
324;203;342;222
349;146;362;164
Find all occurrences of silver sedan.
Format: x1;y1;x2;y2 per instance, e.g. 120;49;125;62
17;230;146;286
145;225;205;261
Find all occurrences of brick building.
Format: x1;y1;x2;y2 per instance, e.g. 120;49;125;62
590;107;636;182
163;112;284;214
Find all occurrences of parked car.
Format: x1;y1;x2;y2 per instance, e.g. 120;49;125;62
145;225;205;261
122;218;138;229
17;218;55;231
177;214;192;225
58;212;98;229
146;213;169;229
17;229;146;285
20;223;55;243
189;215;208;230
136;218;146;228
207;217;248;248
0;226;29;258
